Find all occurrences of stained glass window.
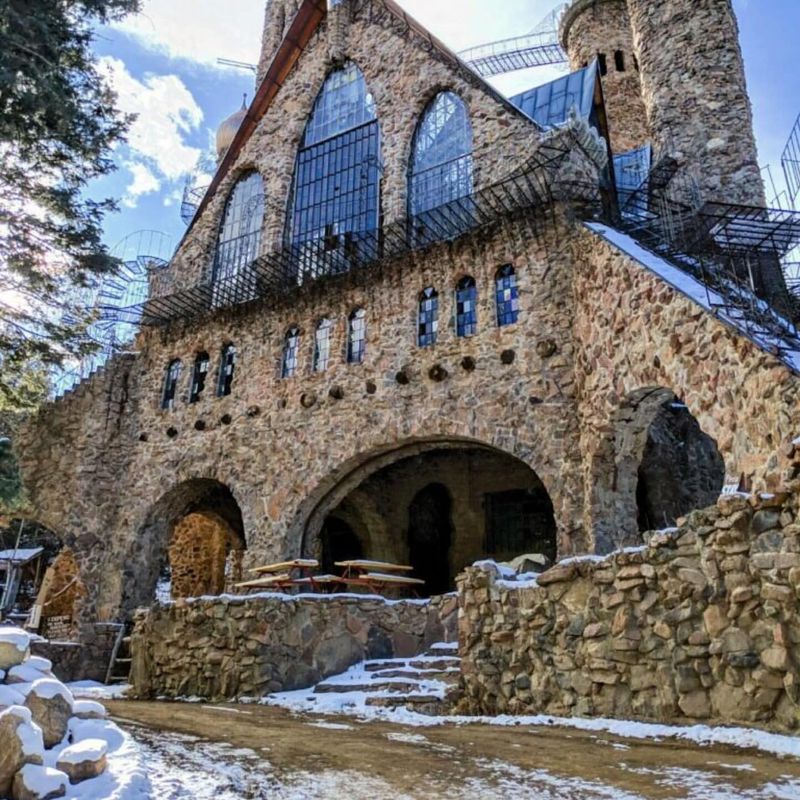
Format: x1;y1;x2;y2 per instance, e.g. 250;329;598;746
313;318;334;372
347;308;366;364
162;359;182;410
418;287;439;347
409;92;473;215
217;344;236;397
287;63;380;279
213;171;264;304
495;265;519;327
282;327;300;378
189;352;210;403
455;276;477;338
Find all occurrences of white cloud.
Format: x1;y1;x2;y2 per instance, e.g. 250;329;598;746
111;0;264;68
100;56;204;207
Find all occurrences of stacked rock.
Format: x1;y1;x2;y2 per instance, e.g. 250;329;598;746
0;625;110;800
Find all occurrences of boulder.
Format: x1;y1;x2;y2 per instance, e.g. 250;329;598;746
0;707;44;797
56;739;108;784
0;627;31;672
24;680;74;749
71;700;107;721
11;765;67;800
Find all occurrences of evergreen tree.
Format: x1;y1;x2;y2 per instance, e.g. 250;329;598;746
0;0;140;409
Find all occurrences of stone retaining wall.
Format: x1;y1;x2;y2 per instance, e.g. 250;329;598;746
457;482;800;733
130;593;457;700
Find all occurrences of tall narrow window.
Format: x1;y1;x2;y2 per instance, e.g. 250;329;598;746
495;265;519;327
313;318;333;372
455;276;477;338
189;352;210;403
213;171;264;306
347;308;366;364
614;50;626;72
409;92;473;217
598;53;608;76
217;344;236;397
282;327;300;378
162;359;182;410
418;287;439;347
287;63;380;280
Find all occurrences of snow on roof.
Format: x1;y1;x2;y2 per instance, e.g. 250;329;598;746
0;547;43;565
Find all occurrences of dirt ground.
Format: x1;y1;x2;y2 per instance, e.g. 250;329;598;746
106;700;800;799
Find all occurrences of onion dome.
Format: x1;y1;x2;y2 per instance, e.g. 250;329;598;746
215;94;248;161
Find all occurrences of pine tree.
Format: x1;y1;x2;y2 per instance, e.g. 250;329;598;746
0;0;140;409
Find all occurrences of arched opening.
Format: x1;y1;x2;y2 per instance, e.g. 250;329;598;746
127;479;246;613
595;388;725;552
635;399;725;532
305;443;556;596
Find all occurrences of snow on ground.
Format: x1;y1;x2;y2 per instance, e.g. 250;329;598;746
265;683;800;761
69;680;131;700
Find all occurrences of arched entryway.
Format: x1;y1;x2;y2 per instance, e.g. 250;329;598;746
126;479;246;613
594;387;725;552
302;442;557;596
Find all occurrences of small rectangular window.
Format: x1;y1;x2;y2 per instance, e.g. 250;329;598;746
598;53;608;76
614;50;626;72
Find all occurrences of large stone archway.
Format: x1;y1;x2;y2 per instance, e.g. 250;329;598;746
122;478;246;614
294;438;558;595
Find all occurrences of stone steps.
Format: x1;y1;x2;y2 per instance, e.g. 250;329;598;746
305;642;462;715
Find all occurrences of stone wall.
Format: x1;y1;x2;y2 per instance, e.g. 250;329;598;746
130;593;457;700
457;483;800;733
31;623;121;683
560;0;649;154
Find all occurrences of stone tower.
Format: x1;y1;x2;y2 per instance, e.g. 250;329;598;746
625;0;766;208
559;0;649;154
256;0;302;86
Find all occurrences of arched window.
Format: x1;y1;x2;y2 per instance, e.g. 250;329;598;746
287;63;380;279
213;171;264;304
418;287;439;347
162;359;182;410
282;327;300;378
313;318;334;372
347;308;366;364
409;92;473;216
495;265;519;327
217;344;236;397
455;276;477;338
189;352;210;403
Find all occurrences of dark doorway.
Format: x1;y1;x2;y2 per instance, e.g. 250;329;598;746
636;401;725;531
407;483;453;596
485;488;557;563
321;517;363;575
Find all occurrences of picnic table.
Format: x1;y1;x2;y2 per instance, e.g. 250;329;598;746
334;560;425;594
234;559;319;592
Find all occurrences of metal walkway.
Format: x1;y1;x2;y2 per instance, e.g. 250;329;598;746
459;32;567;78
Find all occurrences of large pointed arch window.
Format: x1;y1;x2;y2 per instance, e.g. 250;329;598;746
287;62;381;280
409;92;473;217
213;171;264;306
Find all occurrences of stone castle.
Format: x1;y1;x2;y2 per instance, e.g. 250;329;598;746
13;0;800;674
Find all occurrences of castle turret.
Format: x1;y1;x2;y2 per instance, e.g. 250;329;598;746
560;0;649;154
625;0;765;208
256;0;302;87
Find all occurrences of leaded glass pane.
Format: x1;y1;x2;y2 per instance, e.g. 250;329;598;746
418;287;439;347
217;344;236;397
409;92;473;215
347;308;366;364
495;265;519;327
455;276;477;338
213;172;264;306
282;328;300;378
162;359;182;410
287;63;381;280
313;318;333;372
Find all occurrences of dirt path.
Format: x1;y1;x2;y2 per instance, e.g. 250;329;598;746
107;700;800;799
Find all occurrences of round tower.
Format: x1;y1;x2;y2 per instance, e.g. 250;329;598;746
256;0;302;87
625;0;765;208
559;0;649;154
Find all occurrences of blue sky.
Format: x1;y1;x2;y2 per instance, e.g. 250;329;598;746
90;0;800;259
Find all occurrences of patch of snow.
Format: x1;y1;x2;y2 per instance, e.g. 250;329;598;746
202;705;253;715
27;655;53;672
29;677;74;706
0;683;27;707
68;681;130;700
57;737;109;765
472;560;517;578
306;720;353;730
0;624;31;653
157;590;433;608
1;706;45;757
8;662;49;683
16;765;67;798
73;699;108;718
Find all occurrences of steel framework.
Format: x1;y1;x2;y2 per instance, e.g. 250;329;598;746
459;32;567;78
782;113;800;206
